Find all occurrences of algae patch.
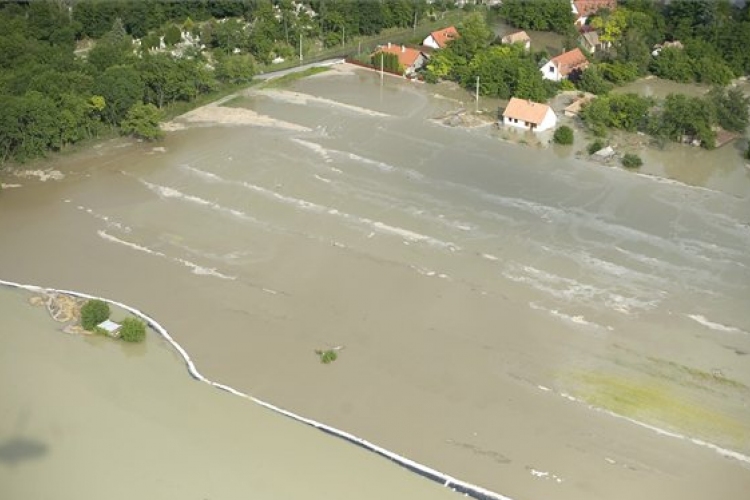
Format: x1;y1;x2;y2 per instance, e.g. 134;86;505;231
575;372;750;447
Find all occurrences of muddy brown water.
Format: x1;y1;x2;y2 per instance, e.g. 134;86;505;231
1;65;749;500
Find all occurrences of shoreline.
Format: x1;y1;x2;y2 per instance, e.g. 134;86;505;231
0;278;511;500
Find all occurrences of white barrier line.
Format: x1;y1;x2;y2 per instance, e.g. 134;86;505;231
0;279;512;500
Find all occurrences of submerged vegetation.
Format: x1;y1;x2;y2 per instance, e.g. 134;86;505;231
80;299;110;330
315;348;339;364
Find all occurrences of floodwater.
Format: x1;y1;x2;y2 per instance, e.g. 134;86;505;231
1;65;749;500
0;286;461;500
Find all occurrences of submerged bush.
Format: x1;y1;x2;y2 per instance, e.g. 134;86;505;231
587;139;605;155
315;349;338;364
120;317;146;343
622;153;643;169
553;125;574;145
80;299;110;330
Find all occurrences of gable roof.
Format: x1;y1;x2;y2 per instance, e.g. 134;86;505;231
429;26;459;48
550;48;589;76
573;0;617;18
503;98;552;125
377;44;424;68
502;30;531;44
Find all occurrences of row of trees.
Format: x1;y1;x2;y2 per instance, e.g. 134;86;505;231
579;87;750;149
0;0;461;164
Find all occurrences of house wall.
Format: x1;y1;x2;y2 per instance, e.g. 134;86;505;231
422;35;440;49
405;53;427;76
540;61;561;81
537;109;557;132
503;116;531;130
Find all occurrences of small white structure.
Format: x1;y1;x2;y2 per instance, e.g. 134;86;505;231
501;30;531;51
422;26;459;49
501;97;557;133
97;319;122;337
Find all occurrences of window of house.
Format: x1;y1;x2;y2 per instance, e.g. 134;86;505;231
549;66;554;72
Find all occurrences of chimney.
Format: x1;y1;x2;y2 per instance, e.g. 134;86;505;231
402;45;406;53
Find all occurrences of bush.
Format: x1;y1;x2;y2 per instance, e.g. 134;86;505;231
587;139;605;155
120;318;147;343
315;349;338;364
81;299;110;330
553;125;574;145
622;153;643;169
745;143;750;160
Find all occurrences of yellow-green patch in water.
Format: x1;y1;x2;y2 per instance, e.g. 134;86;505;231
575;372;750;448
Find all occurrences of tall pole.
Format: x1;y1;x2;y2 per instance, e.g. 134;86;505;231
299;33;302;65
342;26;345;47
380;53;384;84
475;76;480;112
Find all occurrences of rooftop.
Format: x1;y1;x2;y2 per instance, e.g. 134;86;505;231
503;98;552;125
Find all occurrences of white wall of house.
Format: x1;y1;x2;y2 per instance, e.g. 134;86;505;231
502;109;557;133
540;60;562;81
422;35;440;49
404;53;427;76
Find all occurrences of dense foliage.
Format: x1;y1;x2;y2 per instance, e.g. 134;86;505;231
425;13;556;101
499;0;574;35
553;125;574;145
81;299;110;330
120;317;147;343
371;51;402;74
0;0;444;165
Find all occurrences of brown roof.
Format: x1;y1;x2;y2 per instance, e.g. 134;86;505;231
502;98;551;125
573;0;617;17
377;44;424;68
550;48;589;76
502;31;531;44
430;26;459;48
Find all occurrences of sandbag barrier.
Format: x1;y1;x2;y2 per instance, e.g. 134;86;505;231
1;279;513;500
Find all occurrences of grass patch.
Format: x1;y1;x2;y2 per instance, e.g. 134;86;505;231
575;372;749;444
260;67;331;89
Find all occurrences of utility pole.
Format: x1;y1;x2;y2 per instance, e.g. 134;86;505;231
342;26;345;47
475;76;480;112
380;53;384;84
299;33;303;65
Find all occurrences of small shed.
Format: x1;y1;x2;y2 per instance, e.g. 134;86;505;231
592;146;616;159
97;319;122;337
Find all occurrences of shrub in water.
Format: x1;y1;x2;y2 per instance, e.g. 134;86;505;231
80;299;110;330
587;139;605;155
120;317;146;343
553;125;574;145
622;153;643;169
315;349;338;364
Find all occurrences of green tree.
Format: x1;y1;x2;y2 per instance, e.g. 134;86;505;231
451;12;493;60
81;299;110;330
164;24;182;46
499;0;574;34
87;18;134;73
706;87;750;133
120;317;147;343
649;47;694;82
94;65;144;126
215;54;257;84
649;93;716;149
553;125;574;145
576;66;613;95
121;102;162;141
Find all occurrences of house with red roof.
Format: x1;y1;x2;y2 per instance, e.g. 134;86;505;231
571;0;617;27
540;48;589;81
375;43;428;77
422;26;459;49
501;98;557;132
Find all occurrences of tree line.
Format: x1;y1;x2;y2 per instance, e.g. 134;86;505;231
0;0;445;165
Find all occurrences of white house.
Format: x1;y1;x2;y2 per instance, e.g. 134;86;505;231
540;48;589;82
501;97;557;133
422;26;459;49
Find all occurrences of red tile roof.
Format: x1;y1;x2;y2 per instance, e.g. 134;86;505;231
573;0;617;18
503;98;551;125
430;26;459;48
550;48;589;76
377;44;424;69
